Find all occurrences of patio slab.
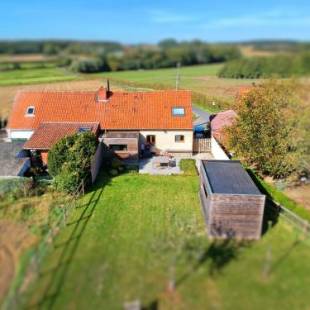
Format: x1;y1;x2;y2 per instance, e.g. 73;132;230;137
138;153;214;175
139;157;182;175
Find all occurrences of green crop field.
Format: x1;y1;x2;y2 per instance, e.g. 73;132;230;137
0;67;78;86
23;172;310;310
93;64;260;104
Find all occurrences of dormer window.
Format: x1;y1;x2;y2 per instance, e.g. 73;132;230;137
25;106;35;116
172;107;185;116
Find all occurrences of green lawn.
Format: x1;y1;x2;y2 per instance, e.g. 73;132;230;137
0;67;78;86
23;172;310;310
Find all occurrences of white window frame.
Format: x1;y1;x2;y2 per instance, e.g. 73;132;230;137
172;107;185;116
175;135;185;143
25;106;35;117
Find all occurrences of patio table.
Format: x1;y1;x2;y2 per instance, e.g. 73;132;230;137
152;156;170;168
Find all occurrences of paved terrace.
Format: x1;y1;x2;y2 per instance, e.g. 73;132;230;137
138;153;214;175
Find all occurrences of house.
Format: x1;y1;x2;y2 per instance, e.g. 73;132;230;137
7;85;193;164
199;160;265;240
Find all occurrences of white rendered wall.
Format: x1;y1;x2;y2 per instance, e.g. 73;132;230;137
140;130;193;152
211;136;230;160
7;130;34;140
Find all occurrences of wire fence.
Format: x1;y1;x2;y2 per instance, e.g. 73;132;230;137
270;199;310;235
3;179;86;310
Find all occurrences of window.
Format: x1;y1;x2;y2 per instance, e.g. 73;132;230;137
172;107;185;116
109;144;128;151
78;127;91;133
146;135;156;144
25;106;35;116
175;135;185;142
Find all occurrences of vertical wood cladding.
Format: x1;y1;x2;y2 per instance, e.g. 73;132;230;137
200;162;265;240
103;137;139;160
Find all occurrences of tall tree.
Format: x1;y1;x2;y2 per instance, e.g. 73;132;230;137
227;80;300;178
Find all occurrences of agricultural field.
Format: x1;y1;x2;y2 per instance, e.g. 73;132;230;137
0;63;239;118
0;54;56;63
94;64;260;103
0;67;77;87
20;172;310;310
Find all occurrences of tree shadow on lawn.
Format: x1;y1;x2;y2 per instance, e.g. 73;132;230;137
141;240;249;309
26;172;112;310
176;239;249;287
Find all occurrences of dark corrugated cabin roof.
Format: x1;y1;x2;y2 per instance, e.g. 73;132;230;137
202;160;261;195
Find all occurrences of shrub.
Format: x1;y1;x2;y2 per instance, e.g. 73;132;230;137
180;159;197;176
70;57;110;73
53;167;80;193
48;132;98;193
109;169;119;176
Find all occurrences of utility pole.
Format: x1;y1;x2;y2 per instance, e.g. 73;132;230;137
175;62;181;90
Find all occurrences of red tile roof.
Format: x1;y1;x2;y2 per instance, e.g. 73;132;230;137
211;110;237;142
8;88;192;131
23;122;99;150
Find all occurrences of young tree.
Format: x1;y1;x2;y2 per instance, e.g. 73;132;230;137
227;80;299;178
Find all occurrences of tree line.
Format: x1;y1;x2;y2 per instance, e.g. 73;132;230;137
0;39;241;73
218;53;310;78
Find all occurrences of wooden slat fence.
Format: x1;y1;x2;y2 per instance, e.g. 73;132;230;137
193;138;211;153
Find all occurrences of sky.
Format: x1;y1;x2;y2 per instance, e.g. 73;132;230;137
0;0;310;43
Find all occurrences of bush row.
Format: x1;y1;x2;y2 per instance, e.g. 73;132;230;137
218;53;310;78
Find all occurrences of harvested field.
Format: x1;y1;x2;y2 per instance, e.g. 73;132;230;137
285;184;310;211
0;54;56;63
239;45;283;57
0;221;37;302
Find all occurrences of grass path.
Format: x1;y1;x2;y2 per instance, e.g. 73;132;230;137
22;172;310;310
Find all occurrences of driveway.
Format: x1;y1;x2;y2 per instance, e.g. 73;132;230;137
193;106;211;126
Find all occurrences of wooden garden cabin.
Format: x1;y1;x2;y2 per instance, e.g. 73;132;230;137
199;160;265;240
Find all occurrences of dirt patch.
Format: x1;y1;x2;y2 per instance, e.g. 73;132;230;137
284;184;310;210
0;220;36;302
0;54;55;63
239;45;281;57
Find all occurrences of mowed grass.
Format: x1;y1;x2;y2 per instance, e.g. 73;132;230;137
0;67;78;86
24;172;310;310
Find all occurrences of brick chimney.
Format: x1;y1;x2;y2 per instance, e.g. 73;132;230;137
96;86;108;102
96;81;111;103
